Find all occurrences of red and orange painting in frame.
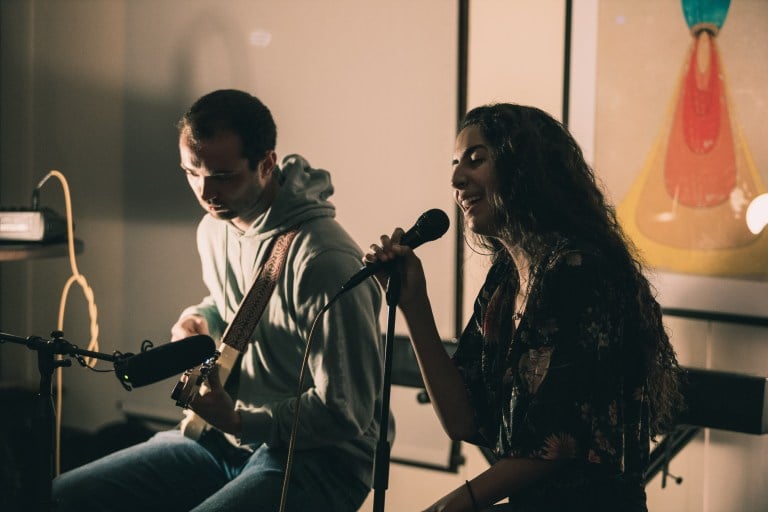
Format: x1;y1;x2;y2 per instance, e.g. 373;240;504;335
594;0;768;282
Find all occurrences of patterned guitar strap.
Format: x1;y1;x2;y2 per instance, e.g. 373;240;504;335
214;226;301;403
222;226;300;354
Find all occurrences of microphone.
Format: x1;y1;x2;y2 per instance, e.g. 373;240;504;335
114;334;216;390
340;208;450;293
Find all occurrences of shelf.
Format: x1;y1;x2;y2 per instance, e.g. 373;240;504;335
0;239;84;262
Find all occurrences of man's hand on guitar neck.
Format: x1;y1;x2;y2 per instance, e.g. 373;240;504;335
171;314;210;341
189;366;243;436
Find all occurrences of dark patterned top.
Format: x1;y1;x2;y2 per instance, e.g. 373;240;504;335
453;241;650;511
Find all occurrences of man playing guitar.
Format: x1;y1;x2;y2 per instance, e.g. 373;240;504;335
53;90;385;512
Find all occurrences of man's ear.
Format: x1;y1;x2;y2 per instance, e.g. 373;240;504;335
258;150;278;177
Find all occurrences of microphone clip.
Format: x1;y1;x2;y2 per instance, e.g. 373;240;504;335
113;339;155;391
113;352;135;391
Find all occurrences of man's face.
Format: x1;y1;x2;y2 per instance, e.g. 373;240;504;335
179;129;272;227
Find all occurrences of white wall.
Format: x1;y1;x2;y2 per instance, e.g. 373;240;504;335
2;1;768;511
1;0;458;427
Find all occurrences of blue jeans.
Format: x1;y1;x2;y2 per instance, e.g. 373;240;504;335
52;429;370;512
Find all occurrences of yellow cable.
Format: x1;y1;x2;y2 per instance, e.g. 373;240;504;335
37;170;100;476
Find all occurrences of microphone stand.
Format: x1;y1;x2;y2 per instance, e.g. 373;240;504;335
372;267;400;512
0;330;123;512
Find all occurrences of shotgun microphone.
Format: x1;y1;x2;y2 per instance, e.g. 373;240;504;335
114;334;216;390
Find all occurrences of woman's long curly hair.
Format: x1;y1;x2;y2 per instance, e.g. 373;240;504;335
459;103;683;435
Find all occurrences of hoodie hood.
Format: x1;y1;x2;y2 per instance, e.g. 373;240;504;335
241;154;336;241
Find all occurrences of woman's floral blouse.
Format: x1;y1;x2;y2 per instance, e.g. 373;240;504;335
452;240;651;510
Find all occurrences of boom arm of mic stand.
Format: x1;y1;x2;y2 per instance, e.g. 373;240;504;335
0;330;122;512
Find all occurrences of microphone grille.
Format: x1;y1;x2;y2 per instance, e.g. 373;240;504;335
413;208;450;243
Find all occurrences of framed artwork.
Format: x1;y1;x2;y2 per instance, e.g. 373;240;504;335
579;0;768;318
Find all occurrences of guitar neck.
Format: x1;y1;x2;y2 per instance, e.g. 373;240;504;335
213;342;241;384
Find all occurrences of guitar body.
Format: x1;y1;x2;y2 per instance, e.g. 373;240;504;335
171;342;242;440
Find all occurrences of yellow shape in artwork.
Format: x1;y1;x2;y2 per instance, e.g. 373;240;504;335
618;31;768;278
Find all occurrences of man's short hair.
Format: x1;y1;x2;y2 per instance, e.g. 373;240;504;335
178;89;277;170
